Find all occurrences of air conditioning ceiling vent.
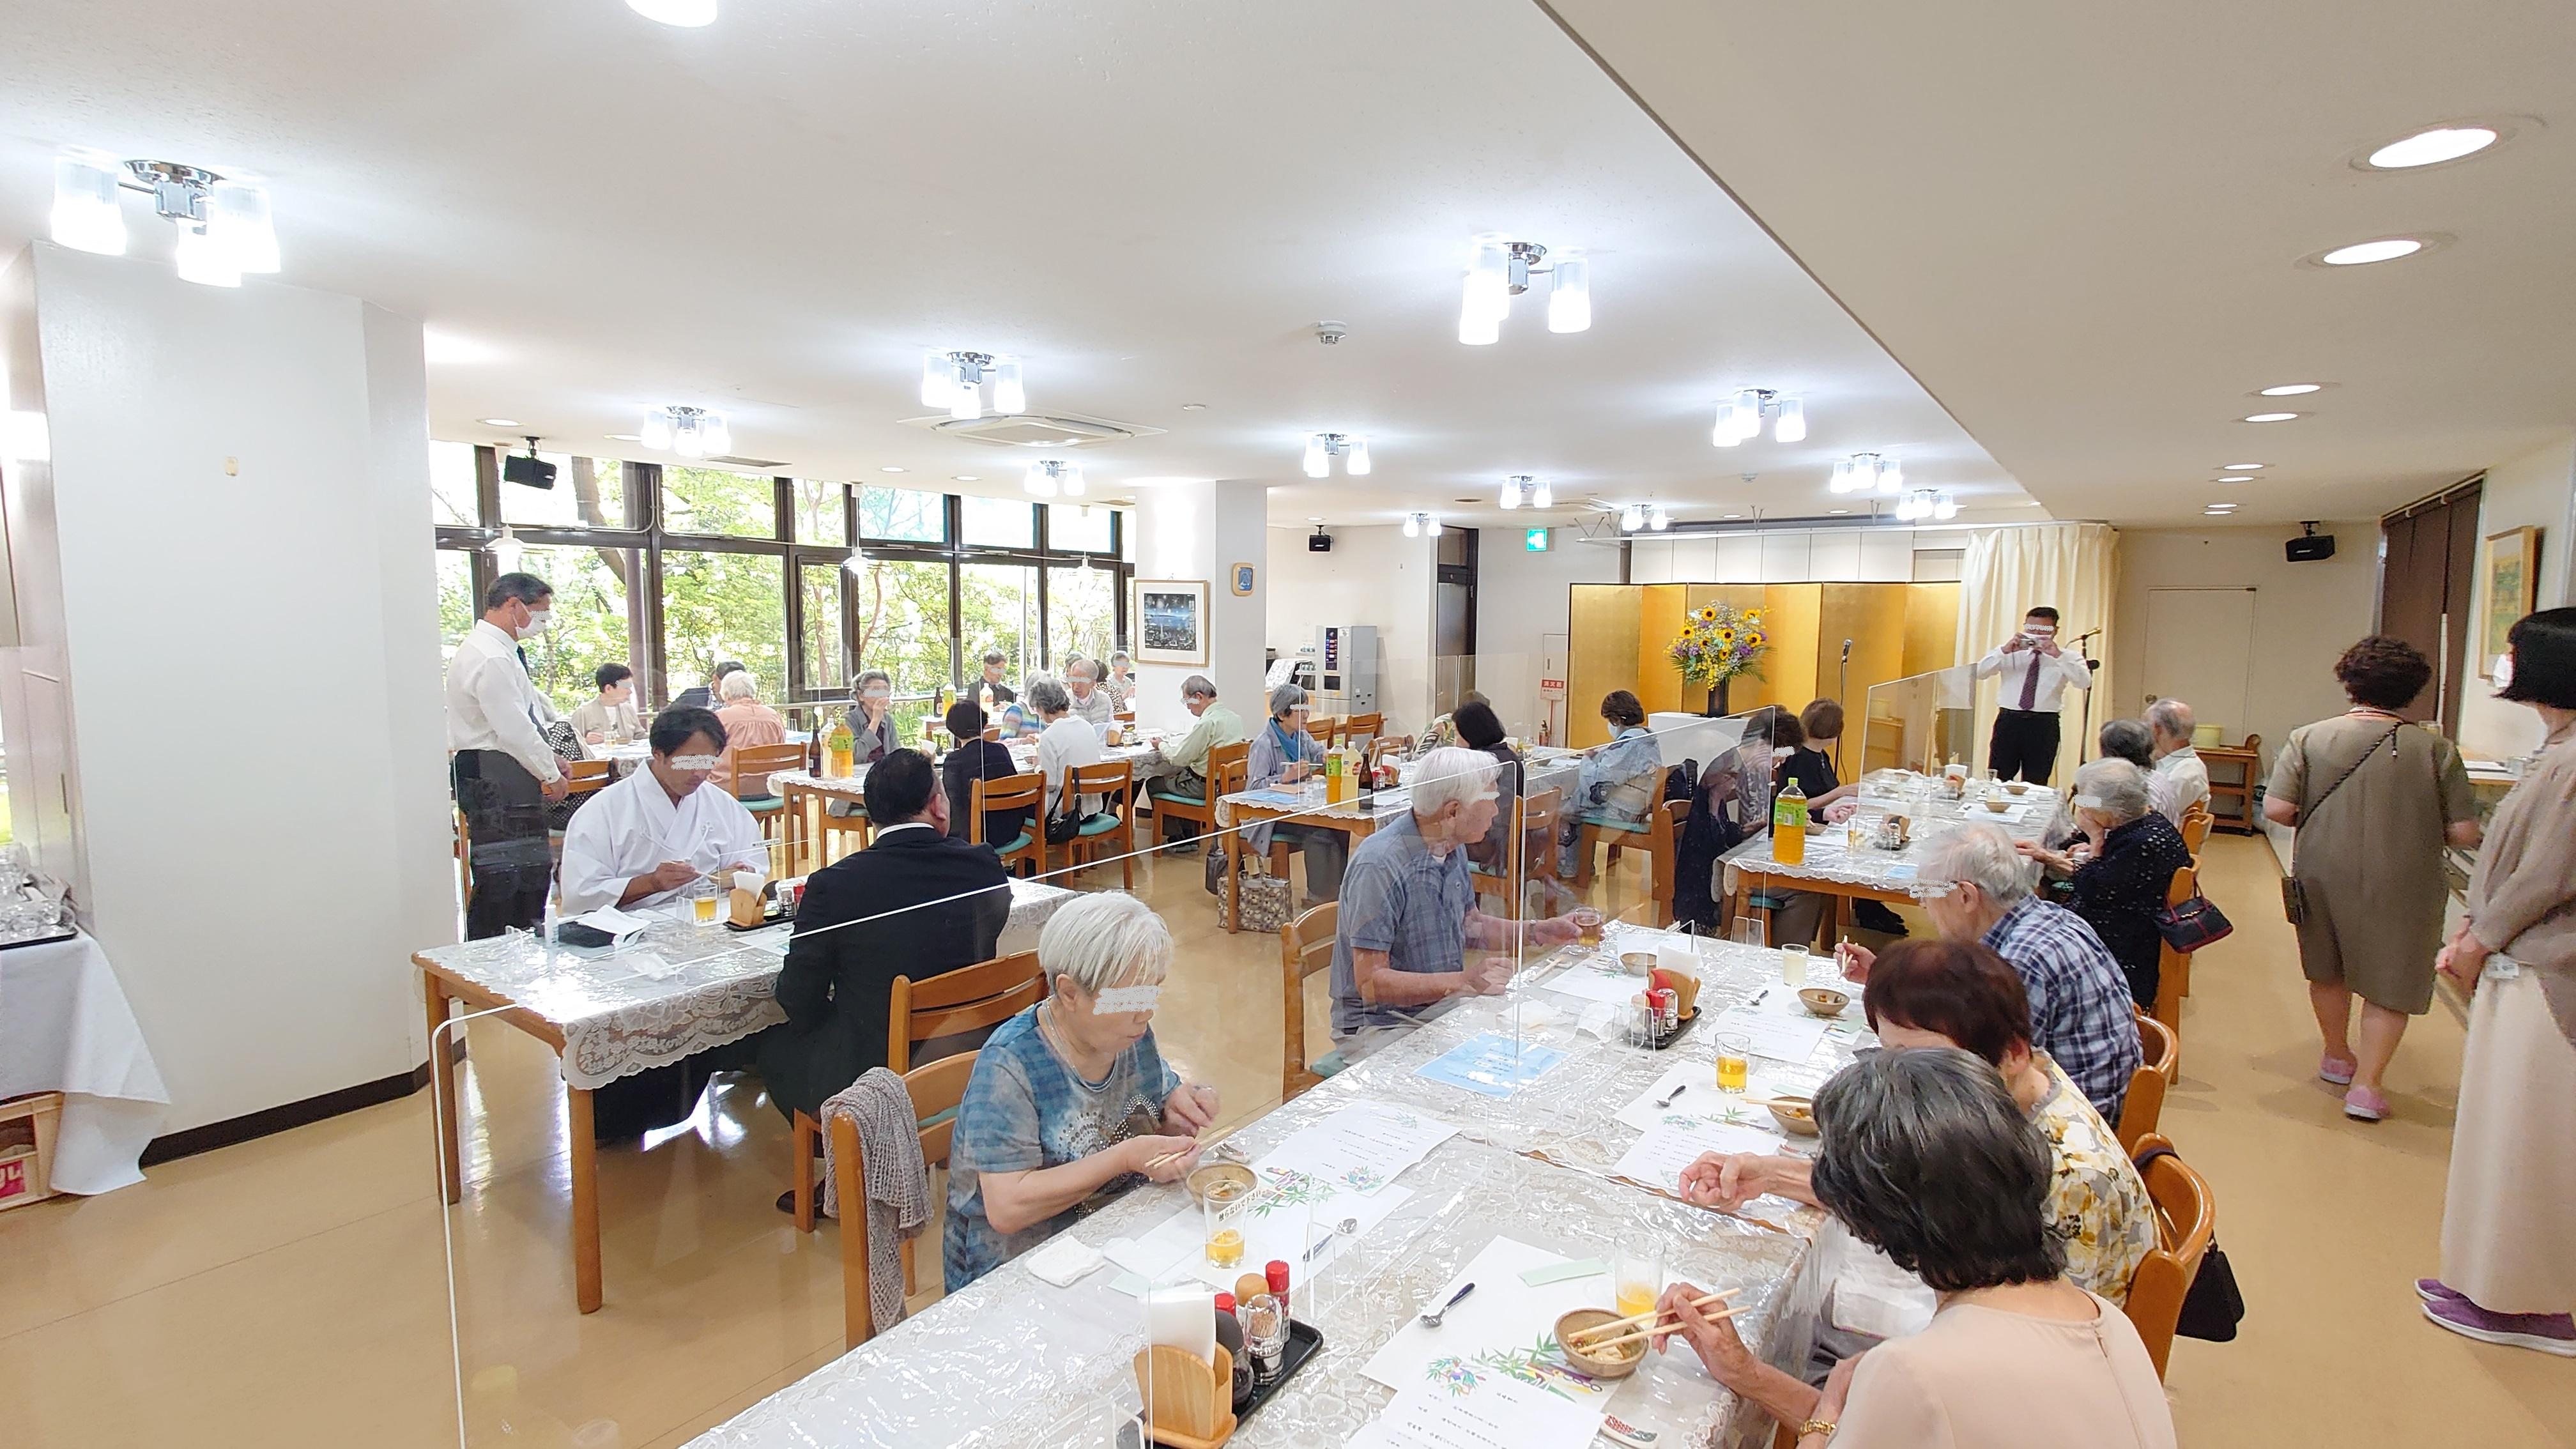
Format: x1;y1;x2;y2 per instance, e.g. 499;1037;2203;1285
902;411;1165;449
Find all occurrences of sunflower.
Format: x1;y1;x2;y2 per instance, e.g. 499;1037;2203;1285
1696;606;1719;623
1744;608;1764;625
1713;627;1736;647
1744;631;1767;649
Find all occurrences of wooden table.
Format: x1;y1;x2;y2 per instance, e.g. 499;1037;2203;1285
1215;784;1407;931
2196;743;2260;834
1720;777;2064;943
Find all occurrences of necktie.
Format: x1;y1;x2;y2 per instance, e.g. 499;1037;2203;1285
2018;652;2041;710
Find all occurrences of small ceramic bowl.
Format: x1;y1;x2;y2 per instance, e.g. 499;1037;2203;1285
2004;781;2031;795
1184;1162;1256;1208
1798;986;1851;1018
1982;797;2012;813
1767;1093;1820;1138
1553;1308;1646;1379
1618;951;1657;976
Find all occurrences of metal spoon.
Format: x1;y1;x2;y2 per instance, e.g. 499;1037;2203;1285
1419;1281;1476;1328
1303;1215;1361;1262
1655;1082;1689;1109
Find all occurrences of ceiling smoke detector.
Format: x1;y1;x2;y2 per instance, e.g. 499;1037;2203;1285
1314;321;1349;346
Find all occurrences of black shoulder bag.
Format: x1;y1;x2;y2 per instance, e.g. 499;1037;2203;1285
2131;1143;2246;1343
2280;721;2404;925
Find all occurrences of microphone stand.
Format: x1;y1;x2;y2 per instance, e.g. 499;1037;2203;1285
1835;639;1852;776
2067;627;2103;766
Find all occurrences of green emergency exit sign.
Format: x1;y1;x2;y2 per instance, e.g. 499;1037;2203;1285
1524;528;1550;551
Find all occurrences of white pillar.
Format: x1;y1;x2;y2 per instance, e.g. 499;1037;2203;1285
1127;478;1266;732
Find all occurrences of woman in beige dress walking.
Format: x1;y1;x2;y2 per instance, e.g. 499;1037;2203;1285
2424;608;2576;1354
2264;636;2480;1121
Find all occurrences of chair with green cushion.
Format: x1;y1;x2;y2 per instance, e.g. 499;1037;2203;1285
1060;758;1138;889
969;770;1045;879
1578;795;1687;926
1280;900;1343;1101
1152;739;1249;849
723;742;811;850
1469;785;1560;920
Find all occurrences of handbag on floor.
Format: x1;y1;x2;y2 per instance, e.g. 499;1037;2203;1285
1200;838;1292;931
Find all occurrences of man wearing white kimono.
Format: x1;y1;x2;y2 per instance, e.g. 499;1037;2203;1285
561;705;772;915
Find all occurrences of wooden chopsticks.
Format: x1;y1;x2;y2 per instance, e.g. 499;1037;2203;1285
1563;1287;1740;1351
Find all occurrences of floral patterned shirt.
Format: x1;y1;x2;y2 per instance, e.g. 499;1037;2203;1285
2032;1054;2155;1304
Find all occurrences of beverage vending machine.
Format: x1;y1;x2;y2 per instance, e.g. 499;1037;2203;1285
1311;625;1379;718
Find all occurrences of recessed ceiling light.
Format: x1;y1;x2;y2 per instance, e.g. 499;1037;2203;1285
1181;403;1208;411
2364;125;2499;170
1722;512;1742;519
606;433;640;441
952;474;979;482
626;0;716;26
1308;516;1323;523
2242;412;2302;424
2258;383;2323;396
2221;462;2264;470
2216;475;2253;484
880;466;907;473
2317;238;2424;266
479;417;518;427
1827;508;1850;515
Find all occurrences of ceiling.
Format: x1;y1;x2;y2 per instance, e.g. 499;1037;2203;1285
0;0;2039;533
1540;0;2576;528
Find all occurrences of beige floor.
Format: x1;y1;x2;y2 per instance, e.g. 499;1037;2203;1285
3;835;2572;1446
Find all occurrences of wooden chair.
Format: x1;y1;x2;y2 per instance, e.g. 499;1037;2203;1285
828;1050;975;1350
1280;901;1339;1101
1060;758;1138;889
1365;735;1406;772
967;770;1045;878
1340;712;1384;750
2152;865;2198;1060
2118;1012;2181;1153
1310;715;1345;749
2122;1131;2216;1381
1468;787;1551;918
565;758;613;796
1151;739;1248;850
790;949;1049;1232
724;742;811;841
1577;786;1683;921
2178;805;2213;859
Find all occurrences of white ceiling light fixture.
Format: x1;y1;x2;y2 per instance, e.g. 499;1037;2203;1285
2362;125;2499;171
1426;515;1444;537
1894;488;1958;522
1649;505;1671;531
2216;475;2253;484
1500;475;1528;510
2315;237;2425;266
627;0;717;26
1302;433;1370;477
486;525;524;574
643;404;730;457
2241;412;2302;424
1621;503;1646;532
920;351;1028;420
50;157;282;284
1402;512;1422;539
2258;383;2323;396
479;418;519;427
1828;452;1902;494
1711;387;1807;447
1531;479;1554;510
2221;462;2265;470
1457;233;1591;344
1025;459;1082;498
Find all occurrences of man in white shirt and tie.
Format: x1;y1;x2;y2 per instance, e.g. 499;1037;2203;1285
2145;697;2211;823
447;572;571;938
558;705;770;914
1972;606;2094;785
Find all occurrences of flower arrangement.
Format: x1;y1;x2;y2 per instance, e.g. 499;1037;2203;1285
1668;602;1770;690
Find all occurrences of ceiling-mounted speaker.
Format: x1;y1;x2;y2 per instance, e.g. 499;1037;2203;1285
1308;529;1333;553
2286;522;2334;562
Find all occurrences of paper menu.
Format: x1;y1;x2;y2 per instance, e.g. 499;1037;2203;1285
1708;1005;1828;1065
1114;1181;1413;1291
574;905;651;940
1608;1117;1784;1196
1611;1061;1800;1136
1360;1236;1625;1404
1348;1370;1607;1449
1252;1100;1459;1195
1532;953;1653;1006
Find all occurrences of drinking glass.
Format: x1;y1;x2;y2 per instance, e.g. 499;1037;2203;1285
1572;908;1605;949
1715;1032;1751;1093
1203;1178;1251;1268
1729;915;1768;949
689;879;719;924
1614;1246;1664;1321
1779;944;1809;987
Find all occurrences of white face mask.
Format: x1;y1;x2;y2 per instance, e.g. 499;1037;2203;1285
518;608;554;639
2494;652;2516;691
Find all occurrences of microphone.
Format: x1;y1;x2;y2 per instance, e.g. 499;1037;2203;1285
1841;639;1853;662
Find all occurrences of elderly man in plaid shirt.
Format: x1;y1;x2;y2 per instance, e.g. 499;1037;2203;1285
1838;823;2141;1119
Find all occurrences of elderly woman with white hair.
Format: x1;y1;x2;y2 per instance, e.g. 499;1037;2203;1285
1326;748;1585;1060
1841;822;2138;1120
1027;673;1107;828
944;892;1218;1292
2019;758;2192;1009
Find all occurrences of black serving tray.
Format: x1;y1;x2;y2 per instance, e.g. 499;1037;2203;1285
723;907;793;932
1640;1008;1701;1052
1125;1319;1325;1448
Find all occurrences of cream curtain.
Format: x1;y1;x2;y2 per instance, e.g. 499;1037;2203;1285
1956;522;2119;784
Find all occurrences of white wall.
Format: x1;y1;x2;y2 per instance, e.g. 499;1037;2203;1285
2459;434;2576;760
1129;479;1265;734
1629;525;1923;583
1477;526;1625;741
1265;525;1437;734
4;242;452;1136
2111;522;2379;776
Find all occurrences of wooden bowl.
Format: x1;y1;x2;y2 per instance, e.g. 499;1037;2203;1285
1552;1308;1646;1379
1798;986;1851;1018
1767;1093;1820;1138
1618;951;1657;976
2004;781;2031;795
1981;797;2012;813
1184;1162;1256;1207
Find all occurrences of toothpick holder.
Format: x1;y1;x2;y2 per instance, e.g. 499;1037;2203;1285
1131;1343;1237;1449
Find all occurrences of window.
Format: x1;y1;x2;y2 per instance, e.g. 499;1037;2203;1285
1048;503;1114;554
859;486;946;543
797;562;848;697
1046;562;1116;667
514;543;640;714
431;441;481;528
960;561;1039;682
660;549;786;701
505;453;637;529
848;557;956;739
663;466;778;539
792;479;848;546
436;548;478;661
962;496;1034;549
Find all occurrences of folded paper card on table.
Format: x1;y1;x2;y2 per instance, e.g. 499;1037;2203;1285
1360;1236;1628;1406
574;905;652;941
1253;1100;1459;1195
1534;953;1660;1007
1414;1032;1568;1100
1348;1368;1607;1449
618;950;684;981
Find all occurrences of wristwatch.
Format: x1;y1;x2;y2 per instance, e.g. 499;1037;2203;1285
1798;1420;1837;1443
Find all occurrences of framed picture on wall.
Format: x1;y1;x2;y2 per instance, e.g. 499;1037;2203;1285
1131;578;1209;666
2481;526;2542;678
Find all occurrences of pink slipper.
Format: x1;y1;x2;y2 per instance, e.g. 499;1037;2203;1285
2343;1085;2390;1121
2319;1053;2358;1086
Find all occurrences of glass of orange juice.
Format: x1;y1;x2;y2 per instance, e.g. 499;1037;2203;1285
1203;1179;1250;1268
1715;1032;1751;1093
1615;1245;1663;1320
689;880;719;924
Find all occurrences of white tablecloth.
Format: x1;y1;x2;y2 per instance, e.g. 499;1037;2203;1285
0;932;171;1194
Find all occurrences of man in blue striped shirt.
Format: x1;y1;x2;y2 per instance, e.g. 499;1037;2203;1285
1844;823;2140;1119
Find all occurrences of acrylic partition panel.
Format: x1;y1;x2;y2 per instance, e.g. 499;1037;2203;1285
1860;664;1980;779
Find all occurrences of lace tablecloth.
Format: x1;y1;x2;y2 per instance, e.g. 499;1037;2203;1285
685;924;1862;1449
1721;778;2060;896
414;879;1072;1089
771;768;868;802
1211;756;1583;832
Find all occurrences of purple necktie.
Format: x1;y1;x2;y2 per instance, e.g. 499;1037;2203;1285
2018;652;2041;710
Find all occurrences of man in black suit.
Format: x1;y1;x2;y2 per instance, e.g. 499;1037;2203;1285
758;748;1011;1131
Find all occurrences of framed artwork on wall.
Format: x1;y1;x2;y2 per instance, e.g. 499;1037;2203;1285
1131;578;1209;666
2481;526;2542;678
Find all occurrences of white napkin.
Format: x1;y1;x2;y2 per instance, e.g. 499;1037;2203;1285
1022;1235;1108;1288
620;950;684;981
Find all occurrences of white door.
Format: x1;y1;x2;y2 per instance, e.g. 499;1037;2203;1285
2142;588;2256;740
